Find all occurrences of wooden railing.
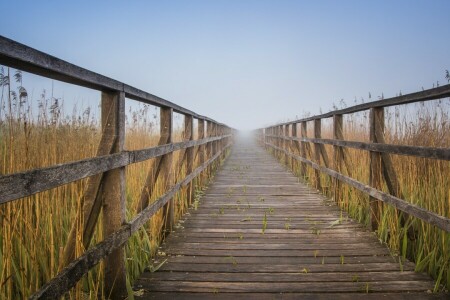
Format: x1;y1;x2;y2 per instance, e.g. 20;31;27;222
0;36;233;299
257;85;450;234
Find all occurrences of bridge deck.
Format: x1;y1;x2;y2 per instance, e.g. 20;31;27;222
135;136;443;299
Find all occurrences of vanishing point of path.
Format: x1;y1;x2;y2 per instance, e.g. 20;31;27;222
135;135;444;299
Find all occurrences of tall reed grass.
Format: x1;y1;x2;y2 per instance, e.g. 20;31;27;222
0;67;221;298
273;97;450;291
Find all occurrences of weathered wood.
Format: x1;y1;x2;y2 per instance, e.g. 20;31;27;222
135;136;442;298
265;142;450;232
314;119;322;190
0;36;227;126
197;119;206;185
270;86;450;128
0;135;229;205
135;292;446;300
101;91;127;299
185;115;194;206
290;123;299;172
30;142;232;299
369;108;383;231
300;121;308;177
284;124;289;165
62;91;126;270
264;134;450;161
333;114;343;204
160;108;174;236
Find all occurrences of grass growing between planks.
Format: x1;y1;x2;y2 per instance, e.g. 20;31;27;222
269;99;450;291
0;67;227;299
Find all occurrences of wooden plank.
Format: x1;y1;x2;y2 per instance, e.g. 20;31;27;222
136;136;443;299
135;292;447;300
30;143;232;299
264;142;450;232
137;280;435;293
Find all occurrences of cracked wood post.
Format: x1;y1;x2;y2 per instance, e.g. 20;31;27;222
101;90;127;299
160;107;174;237
300;121;307;178
369;107;383;231
314;119;322;191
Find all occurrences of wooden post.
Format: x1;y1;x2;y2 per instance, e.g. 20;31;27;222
136;108;173;214
278;125;283;159
291;123;298;172
314;119;322;191
284;124;289;166
160;108;174;236
206;121;213;175
197;119;205;185
300;121;307;178
61;92;121;269
185;115;194;207
369;107;383;231
101;91;127;299
333;114;343;204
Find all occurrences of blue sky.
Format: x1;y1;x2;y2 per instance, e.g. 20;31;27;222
1;0;450;129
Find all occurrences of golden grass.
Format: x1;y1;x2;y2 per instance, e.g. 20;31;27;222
273;99;450;291
0;69;223;298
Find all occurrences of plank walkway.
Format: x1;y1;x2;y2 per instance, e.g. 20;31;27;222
135;135;445;299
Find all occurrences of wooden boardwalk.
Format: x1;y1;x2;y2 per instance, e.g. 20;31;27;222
135;135;444;299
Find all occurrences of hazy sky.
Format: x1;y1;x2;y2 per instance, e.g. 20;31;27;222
1;0;450;130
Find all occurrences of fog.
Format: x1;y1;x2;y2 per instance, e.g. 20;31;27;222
1;1;450;131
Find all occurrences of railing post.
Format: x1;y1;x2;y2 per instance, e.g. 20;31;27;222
278;125;283;159
101;91;127;299
291;123;299;174
284;124;289;166
369;107;383;231
206;121;213;175
197;119;205;184
160;107;174;236
300;121;307;178
185;115;194;206
333;114;343;204
314;119;322;191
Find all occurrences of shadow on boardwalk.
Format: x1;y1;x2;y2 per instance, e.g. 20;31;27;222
135;134;445;299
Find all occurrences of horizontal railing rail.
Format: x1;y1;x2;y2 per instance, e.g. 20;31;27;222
0;36;225;125
0;35;234;299
0;135;231;204
258;84;450;234
30;142;232;299
264;134;450;161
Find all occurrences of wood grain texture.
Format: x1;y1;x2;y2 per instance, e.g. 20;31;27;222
265;142;450;232
265;134;450;161
0;135;230;205
0;35;227;126
135;135;444;299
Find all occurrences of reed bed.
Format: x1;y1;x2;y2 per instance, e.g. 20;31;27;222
273;98;450;291
0;67;222;298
